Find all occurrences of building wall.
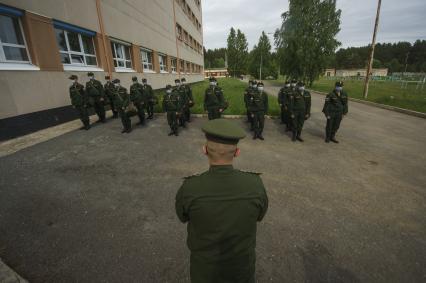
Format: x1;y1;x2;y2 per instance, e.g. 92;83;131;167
0;0;204;125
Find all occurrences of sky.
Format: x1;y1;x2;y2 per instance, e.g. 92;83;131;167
202;0;426;50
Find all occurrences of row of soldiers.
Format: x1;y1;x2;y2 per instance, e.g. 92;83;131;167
69;72;194;134
277;79;348;143
243;81;269;140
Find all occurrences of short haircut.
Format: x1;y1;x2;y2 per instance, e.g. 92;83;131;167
206;140;237;162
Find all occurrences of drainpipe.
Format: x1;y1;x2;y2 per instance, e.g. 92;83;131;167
95;0;112;77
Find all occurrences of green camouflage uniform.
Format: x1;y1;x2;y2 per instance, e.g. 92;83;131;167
112;86;131;132
322;90;348;141
289;89;311;139
176;86;189;127
182;84;194;122
143;84;156;119
163;89;182;135
244;86;255;130
204;85;225;120
278;86;291;128
69;82;90;129
86;79;106;122
130;82;146;125
176;165;268;283
248;89;269;138
104;81;118;118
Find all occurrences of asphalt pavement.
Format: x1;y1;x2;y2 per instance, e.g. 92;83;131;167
0;93;425;282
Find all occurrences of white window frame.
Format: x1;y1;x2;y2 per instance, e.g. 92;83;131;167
55;28;97;67
0;15;31;64
159;53;167;73
111;40;133;70
171;57;177;73
141;48;154;72
186;62;191;74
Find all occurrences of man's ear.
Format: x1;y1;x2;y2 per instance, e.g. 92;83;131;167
202;145;208;156
234;148;241;158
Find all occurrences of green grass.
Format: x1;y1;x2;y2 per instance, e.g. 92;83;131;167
154;78;280;116
311;78;426;113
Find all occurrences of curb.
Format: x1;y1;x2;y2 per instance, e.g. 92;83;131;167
310;90;426;119
0;259;28;283
190;114;278;119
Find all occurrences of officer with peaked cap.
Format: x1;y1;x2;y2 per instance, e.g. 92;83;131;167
176;118;268;283
68;75;90;130
322;81;348;143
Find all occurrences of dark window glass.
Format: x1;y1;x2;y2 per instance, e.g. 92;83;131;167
124;46;131;60
67;31;81;52
60;53;71;64
85;56;97;66
54;29;67;51
82;35;95;55
71;54;84;64
3;46;28;61
125;61;132;68
0;15;24;45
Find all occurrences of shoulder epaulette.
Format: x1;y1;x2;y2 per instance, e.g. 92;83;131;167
238;169;262;175
183;172;203;179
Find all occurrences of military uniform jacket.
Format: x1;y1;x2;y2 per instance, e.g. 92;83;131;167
69;83;87;107
204;86;225;110
176;86;189;107
289;90;311;114
130;83;145;105
248;90;269;113
175;165;268;281
244;87;254;108
162;90;181;112
143;84;156;103
322;90;348;116
85;79;104;97
112;86;129;109
183;85;194;102
278;87;290;106
104;82;115;100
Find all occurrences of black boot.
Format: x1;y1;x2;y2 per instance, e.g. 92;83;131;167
296;131;304;142
258;134;264;140
292;131;297;142
325;137;330;143
330;135;339;143
113;112;119;119
253;133;258;140
121;129;127;133
168;131;174;136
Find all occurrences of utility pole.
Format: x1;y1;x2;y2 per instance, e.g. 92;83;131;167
363;0;382;99
403;51;409;77
260;53;263;81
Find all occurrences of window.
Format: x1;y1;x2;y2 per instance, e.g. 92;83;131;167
180;60;185;73
176;24;182;40
141;48;153;71
55;28;97;66
183;31;188;44
111;41;132;69
0;14;30;63
186;62;191;73
159;54;167;72
171;57;177;73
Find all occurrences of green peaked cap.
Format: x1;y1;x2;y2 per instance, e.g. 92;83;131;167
202;118;246;145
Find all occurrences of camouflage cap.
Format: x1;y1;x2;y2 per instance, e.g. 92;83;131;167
142;78;147;82
175;79;181;83
257;82;264;87
105;75;111;80
87;72;94;76
132;76;138;81
209;77;216;82
166;84;172;89
112;79;120;83
202;118;246;145
297;81;305;86
335;81;344;87
69;75;78;80
181;78;186;82
291;79;297;84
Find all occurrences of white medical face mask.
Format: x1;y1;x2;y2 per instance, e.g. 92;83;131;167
89;76;94;80
176;83;181;86
74;80;78;84
335;86;343;92
291;83;296;87
285;84;290;87
210;82;215;86
258;87;264;92
114;83;120;87
166;90;172;94
299;87;305;91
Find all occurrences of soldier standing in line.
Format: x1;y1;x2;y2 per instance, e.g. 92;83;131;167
181;78;194;122
288;81;311;142
85;72;106;123
323;81;348;143
278;81;291;131
175;118;268;283
244;80;255;131
104;75;118;118
204;77;225;120
112;79;132;134
142;78;156;119
130;76;147;126
248;82;268;140
69;75;90;130
175;79;188;128
163;84;182;136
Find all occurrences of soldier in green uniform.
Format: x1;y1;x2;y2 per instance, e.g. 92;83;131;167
244;80;255;131
248;82;268;140
69;75;90;130
181;78;194;122
104;75;118;118
142;78;156;119
278;81;291;131
130;76;146;125
175;118;268;283
204;77;225;120
111;79;132;133
163;84;182;136
85;72;106;123
175;79;188;128
289;81;311;142
322;81;348;143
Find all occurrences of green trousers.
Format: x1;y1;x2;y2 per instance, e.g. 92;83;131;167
291;110;305;132
167;111;178;132
92;97;106;121
118;109;131;130
135;102;145;124
326;112;343;139
76;106;89;127
253;111;265;136
207;107;221;120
